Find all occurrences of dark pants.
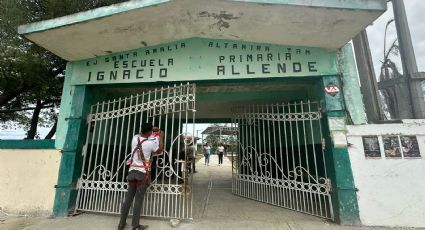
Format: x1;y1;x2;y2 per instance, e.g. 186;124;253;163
218;152;224;164
188;157;196;172
119;171;148;228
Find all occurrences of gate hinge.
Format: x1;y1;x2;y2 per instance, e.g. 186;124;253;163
322;138;326;151
55;182;78;190
82;144;87;156
65;116;82;121
87;114;92;124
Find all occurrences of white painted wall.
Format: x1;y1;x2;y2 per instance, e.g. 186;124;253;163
0;149;61;216
346;120;425;228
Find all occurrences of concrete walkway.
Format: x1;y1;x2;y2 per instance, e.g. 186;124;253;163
2;155;401;230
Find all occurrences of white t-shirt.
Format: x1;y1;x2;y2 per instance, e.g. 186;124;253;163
129;134;159;173
218;146;225;153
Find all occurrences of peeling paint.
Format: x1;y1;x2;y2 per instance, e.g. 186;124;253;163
199;11;242;31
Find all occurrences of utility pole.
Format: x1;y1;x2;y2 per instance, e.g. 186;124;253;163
392;0;425;119
353;30;385;122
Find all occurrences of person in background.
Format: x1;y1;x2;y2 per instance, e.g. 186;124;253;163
217;143;225;165
203;143;211;166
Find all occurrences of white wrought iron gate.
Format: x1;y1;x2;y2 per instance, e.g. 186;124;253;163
231;101;333;220
75;83;196;220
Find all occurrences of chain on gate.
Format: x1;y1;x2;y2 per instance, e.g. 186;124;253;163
75;83;196;220
231;101;333;220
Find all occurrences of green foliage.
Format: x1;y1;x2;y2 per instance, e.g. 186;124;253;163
0;0;127;138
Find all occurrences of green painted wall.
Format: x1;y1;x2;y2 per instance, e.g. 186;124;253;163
0;140;55;149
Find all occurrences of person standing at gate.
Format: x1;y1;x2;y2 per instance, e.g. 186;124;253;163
118;123;164;230
217;144;225;165
204;143;211;166
185;137;197;173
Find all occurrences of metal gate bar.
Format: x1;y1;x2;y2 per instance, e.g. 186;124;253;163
232;101;333;220
75;83;196;220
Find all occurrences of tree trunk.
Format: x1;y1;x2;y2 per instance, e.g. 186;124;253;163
26;100;42;139
45;118;57;139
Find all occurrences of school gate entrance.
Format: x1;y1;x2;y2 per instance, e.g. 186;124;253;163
17;0;387;224
73;81;332;220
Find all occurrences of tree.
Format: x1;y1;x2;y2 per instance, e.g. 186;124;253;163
0;0;127;139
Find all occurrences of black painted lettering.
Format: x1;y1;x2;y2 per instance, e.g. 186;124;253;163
150;59;155;66
247;54;253;62
114;61;119;68
262;64;270;74
141;60;146;67
293;63;302;72
86;61;90;66
158;59;163;66
277;63;286;73
265;46;270;52
123;70;131;79
168;58;174;66
219;56;225;63
110;71;117;80
208;42;213;47
97;71;104;80
241;44;246;50
88;72;92;81
132;60;137;68
181;42;185;48
159;68;167;78
233;44;238;49
247;65;255;74
308;62;318;72
231;65;240;75
285;53;291;61
123;61;128;68
145;50;150;55
136;69;144;78
267;53;273;61
150;69;153;78
257;54;263;62
217;66;225;75
230;55;235;63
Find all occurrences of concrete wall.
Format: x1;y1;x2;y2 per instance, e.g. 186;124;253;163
346;120;425;228
0;149;61;216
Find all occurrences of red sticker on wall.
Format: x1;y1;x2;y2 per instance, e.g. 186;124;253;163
324;83;340;97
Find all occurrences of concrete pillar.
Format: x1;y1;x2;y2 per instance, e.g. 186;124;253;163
392;0;425;118
318;76;360;225
53;85;92;216
352;30;385;122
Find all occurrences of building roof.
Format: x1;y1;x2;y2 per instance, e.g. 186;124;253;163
18;0;386;61
202;126;238;135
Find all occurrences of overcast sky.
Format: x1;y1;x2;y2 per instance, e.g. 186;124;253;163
367;0;425;76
